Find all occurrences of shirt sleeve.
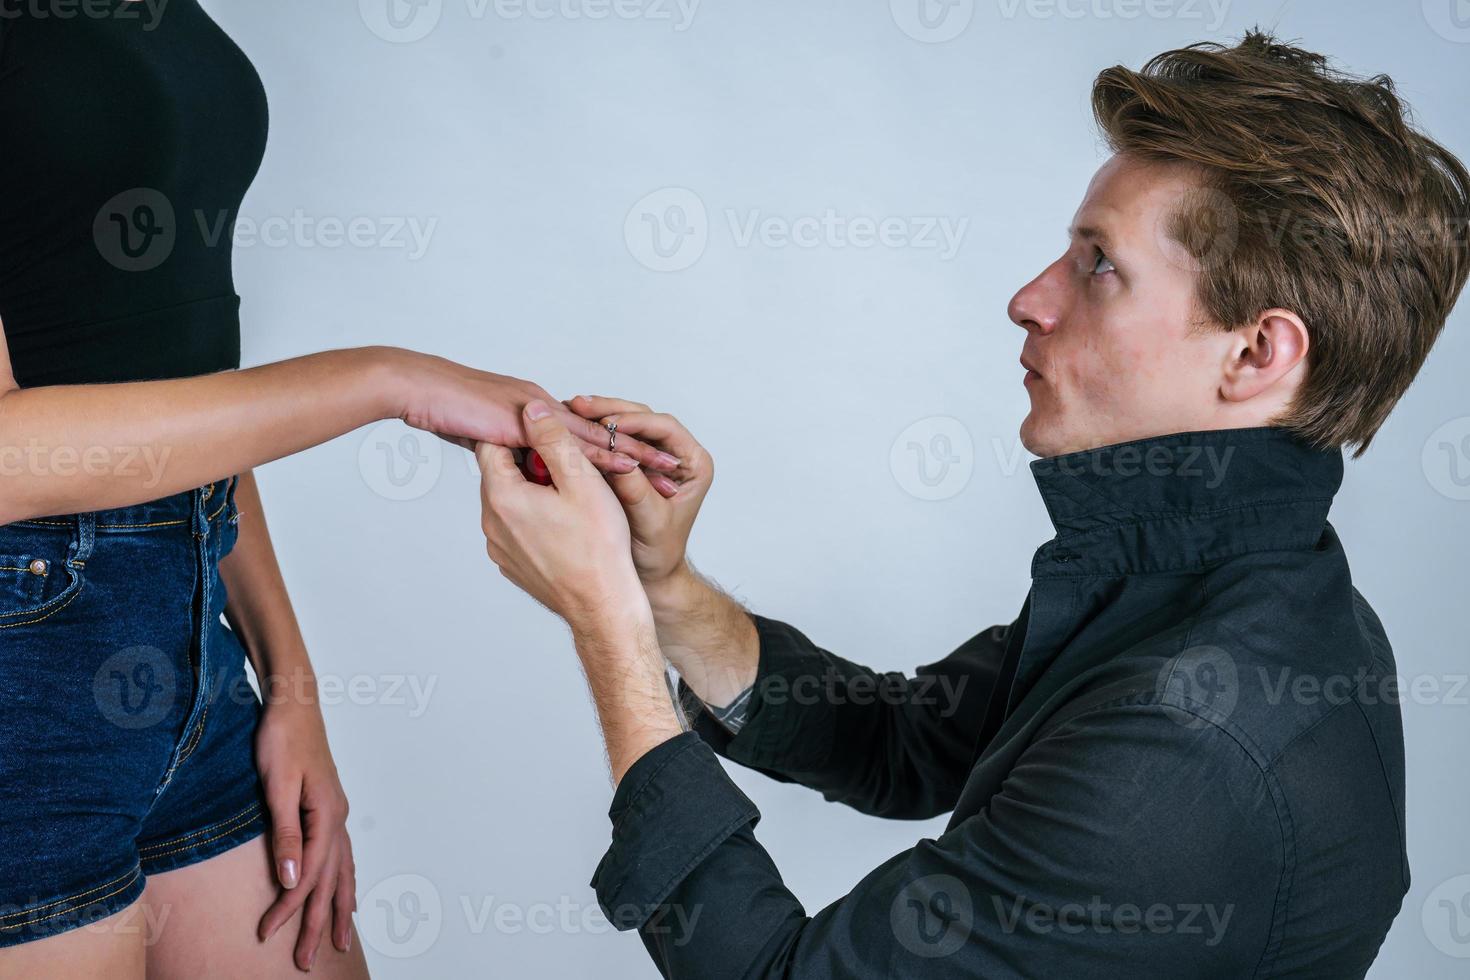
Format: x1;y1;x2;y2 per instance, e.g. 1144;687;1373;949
590;702;1283;979
675;612;1015;820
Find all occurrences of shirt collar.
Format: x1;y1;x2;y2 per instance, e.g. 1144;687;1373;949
1027;426;1344;576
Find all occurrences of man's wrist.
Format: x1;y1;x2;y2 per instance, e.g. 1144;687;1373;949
643;560;701;619
568;584;658;647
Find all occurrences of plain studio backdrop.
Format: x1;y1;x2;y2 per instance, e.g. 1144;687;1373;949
185;0;1470;975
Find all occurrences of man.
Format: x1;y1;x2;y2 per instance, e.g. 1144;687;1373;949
475;33;1468;978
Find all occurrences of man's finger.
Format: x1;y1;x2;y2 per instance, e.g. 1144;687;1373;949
475;441;524;496
567;394;653;417
523;400;599;494
604;465;663;518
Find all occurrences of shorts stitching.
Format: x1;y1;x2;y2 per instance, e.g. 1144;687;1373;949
175;705;210;763
12;519;70;527
137;801;263;856
138;805;264;861
0;866;141;928
206;498;228;522
95;518;189;530
0;587;81;628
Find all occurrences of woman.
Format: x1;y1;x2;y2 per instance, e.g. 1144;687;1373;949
0;4;680;977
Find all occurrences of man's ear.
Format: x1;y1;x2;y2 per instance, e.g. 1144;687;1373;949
1219;308;1310;404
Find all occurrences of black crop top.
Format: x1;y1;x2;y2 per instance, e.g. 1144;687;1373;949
0;0;268;388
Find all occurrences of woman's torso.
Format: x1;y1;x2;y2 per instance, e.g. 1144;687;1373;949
0;0;269;388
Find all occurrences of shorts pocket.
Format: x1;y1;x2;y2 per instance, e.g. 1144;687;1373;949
0;526;84;627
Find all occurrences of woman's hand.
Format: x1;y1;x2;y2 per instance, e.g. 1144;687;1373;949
384;349;682;483
562;395;715;593
254;700;357;971
475;400;650;634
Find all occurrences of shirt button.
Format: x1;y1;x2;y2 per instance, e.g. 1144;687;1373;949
27;559;48;576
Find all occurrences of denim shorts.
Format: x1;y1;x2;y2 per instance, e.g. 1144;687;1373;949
0;475;269;947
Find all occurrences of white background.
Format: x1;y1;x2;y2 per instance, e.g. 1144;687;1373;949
204;0;1470;975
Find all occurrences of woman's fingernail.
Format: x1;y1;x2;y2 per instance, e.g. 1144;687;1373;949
613;455;639;472
655;475;679;495
280;859;299;888
525;400;551;421
346;931;353;953
655;452;681;469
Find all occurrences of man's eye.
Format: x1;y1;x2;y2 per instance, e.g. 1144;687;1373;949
1091;250;1116;276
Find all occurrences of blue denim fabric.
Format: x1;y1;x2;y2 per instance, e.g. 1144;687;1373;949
0;475;268;947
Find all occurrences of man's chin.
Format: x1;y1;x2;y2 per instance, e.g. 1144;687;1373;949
1018;413;1059;459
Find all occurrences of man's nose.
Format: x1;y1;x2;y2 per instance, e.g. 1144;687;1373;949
1007;260;1064;336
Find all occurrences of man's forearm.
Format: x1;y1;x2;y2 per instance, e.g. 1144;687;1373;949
573;610;685;786
643;561;760;711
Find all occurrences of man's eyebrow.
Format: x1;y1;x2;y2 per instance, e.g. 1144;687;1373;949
1067;224;1112;250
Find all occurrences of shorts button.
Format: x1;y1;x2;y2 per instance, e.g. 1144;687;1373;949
27;559;47;576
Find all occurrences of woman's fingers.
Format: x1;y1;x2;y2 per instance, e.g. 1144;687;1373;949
595;412;705;476
333;838;357;953
293;842;340;970
260;805;335;943
265;777;304;894
558;405;678;474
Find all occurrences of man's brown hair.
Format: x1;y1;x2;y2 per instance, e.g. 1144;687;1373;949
1092;30;1470;455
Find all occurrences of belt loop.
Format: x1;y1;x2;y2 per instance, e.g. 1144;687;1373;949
72;511;96;566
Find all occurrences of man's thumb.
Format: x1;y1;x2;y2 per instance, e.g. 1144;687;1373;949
522;400;582;481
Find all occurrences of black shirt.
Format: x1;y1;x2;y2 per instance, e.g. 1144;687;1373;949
591;427;1409;978
0;0;268;387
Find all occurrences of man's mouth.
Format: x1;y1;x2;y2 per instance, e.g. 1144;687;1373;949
1020;355;1042;385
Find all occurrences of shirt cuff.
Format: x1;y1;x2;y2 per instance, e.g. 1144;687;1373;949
676;612;840;771
589;731;760;932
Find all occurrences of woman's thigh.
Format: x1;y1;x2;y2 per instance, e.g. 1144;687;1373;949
0;903;146;980
141;836;368;980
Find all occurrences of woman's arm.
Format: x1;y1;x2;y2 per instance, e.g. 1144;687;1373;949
221;471;314;689
218;470;357;969
0;333;678;526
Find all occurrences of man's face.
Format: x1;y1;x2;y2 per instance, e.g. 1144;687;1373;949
1008;154;1233;458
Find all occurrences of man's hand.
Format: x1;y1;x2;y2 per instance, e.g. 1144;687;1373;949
475;400;683;783
563;395;714;594
475;400;650;634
